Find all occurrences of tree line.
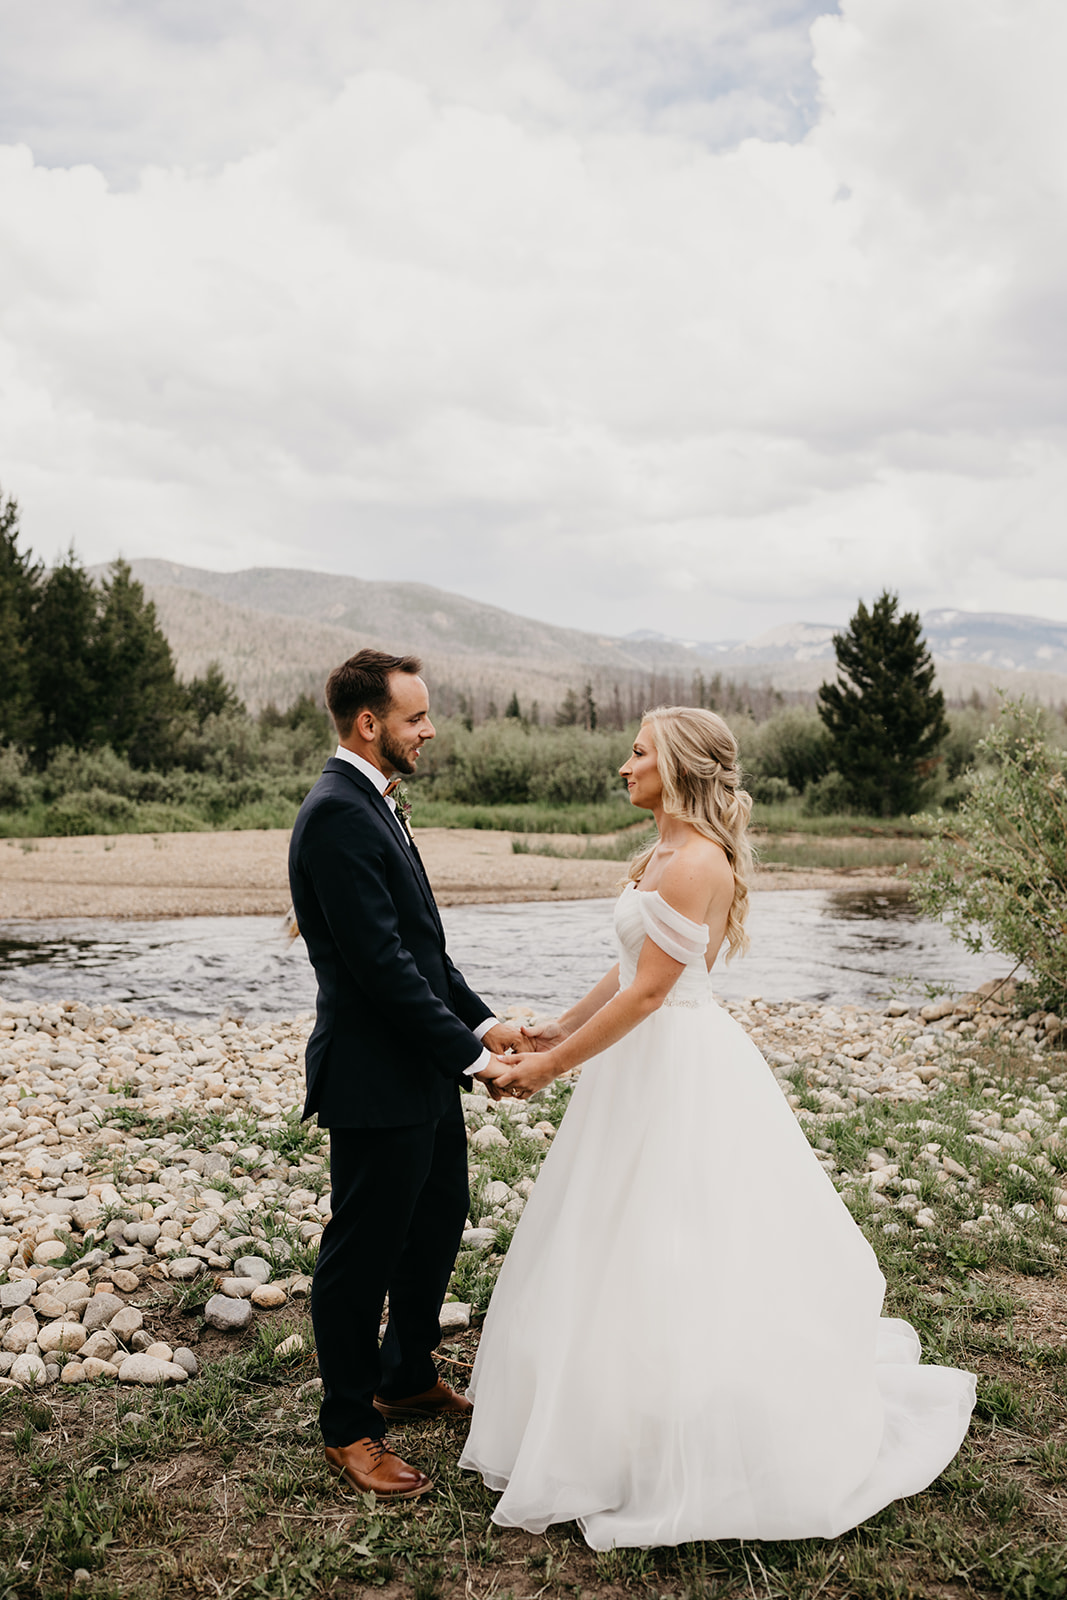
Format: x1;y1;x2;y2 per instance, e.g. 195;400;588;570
0;491;244;768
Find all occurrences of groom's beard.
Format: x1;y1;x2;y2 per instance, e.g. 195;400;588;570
379;728;419;777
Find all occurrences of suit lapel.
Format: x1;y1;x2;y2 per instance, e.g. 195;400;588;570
324;759;446;939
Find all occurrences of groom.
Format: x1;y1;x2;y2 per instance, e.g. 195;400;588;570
288;649;526;1499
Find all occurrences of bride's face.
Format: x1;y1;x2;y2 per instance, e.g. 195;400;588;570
620;724;662;809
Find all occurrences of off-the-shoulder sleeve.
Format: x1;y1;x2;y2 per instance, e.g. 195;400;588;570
633;887;710;964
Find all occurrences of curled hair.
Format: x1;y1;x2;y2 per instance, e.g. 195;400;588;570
627;706;753;960
325;648;421;738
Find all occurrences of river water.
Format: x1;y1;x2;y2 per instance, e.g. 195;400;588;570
0;889;1006;1023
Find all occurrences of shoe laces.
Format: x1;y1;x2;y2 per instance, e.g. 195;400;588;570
365;1436;390;1465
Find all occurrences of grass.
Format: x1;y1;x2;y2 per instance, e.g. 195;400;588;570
412;796;654;833
750;802;935;838
3;1042;1066;1598
752;835;928;872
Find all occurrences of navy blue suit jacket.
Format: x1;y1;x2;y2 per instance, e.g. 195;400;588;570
288;758;494;1128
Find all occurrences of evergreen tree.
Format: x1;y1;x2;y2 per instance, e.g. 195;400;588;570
504;691;521;720
91;560;180;766
555;687;580;726
582;682;598;731
185;661;245;727
817;590;947;815
29;547;100;760
0;491;42;746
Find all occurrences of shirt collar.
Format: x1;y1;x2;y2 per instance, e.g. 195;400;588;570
334;745;390;797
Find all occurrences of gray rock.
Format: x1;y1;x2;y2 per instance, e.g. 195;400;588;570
204;1293;253;1331
107;1306;144;1341
80;1330;119;1362
110;1252;147;1272
460;1228;496;1251
167;1258;204;1281
172;1347;198;1376
233;1256;272;1284
82;1293;124;1332
439;1302;470;1337
118;1353;187;1385
202;1153;231;1179
189;1211;221;1245
9;1351;48;1386
133;1223;161;1248
219;1276;258;1299
0;1280;35;1311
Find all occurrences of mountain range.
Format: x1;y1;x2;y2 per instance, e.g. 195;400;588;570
107;560;1067;713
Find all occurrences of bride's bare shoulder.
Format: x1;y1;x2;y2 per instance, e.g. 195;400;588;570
657;834;733;916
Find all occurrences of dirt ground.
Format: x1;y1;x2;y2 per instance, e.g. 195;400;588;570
0;828;903;920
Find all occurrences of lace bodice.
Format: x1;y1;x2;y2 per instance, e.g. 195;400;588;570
614;883;714;1007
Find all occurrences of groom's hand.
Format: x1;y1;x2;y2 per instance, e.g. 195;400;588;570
473;1058;508;1101
481;1021;534;1055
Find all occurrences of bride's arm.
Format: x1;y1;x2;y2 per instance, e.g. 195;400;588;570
522;964;621;1050
496;849;731;1095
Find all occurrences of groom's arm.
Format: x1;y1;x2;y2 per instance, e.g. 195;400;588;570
297;805;490;1080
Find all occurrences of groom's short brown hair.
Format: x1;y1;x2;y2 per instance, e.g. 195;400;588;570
325;649;422;737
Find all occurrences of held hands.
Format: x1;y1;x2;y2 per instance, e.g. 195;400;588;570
481;1021;535;1056
488;1050;560;1100
520;1018;566;1053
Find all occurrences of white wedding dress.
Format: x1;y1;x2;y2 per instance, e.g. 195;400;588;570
459;884;976;1550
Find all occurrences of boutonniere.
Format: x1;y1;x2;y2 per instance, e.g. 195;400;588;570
393;784;413;825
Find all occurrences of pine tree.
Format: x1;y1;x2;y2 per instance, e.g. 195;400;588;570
185;661;245;727
817;590;947;816
92;560;180;766
0;491;42;746
28;547;100;759
582;682;598;731
504;691;521;720
555;687;580;726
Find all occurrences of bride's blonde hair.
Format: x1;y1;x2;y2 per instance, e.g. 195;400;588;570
627;706;753;960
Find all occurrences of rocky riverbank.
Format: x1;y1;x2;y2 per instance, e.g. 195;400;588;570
1;986;1065;1393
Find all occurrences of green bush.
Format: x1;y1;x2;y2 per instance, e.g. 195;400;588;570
746;774;797;806
42;788;139;835
0;744;33;810
738;707;832;794
913;702;1067;1011
802;770;854;816
416;720;630;806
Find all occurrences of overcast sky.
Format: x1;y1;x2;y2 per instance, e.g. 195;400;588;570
0;0;1064;643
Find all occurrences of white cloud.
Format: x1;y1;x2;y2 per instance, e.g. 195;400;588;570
0;0;1064;642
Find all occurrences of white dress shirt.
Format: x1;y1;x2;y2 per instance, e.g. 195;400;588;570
333;744;493;1073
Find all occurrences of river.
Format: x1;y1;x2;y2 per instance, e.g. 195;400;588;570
0;888;1007;1022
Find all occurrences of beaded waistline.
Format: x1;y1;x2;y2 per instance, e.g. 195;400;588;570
661;991;712;1009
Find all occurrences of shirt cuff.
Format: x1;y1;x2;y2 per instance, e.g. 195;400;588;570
463;1047;492;1078
472;1018;496;1041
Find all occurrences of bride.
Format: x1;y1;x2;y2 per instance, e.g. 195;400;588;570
462;705;976;1551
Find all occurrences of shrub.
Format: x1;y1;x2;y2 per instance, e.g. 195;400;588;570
802;770;854;816
0;744;34;810
912;702;1067;1011
745;774;797;805
739;707;832;794
42;788;138;836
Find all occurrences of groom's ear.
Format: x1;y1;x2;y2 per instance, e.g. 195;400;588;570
353;708;377;743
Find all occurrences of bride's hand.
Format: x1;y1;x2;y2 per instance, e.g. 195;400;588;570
521;1018;566;1053
492;1051;559;1099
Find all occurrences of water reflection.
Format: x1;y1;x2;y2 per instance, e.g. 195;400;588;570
0;888;1006;1022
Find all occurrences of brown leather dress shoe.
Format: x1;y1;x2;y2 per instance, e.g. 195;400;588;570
373;1379;473;1421
324;1437;432;1499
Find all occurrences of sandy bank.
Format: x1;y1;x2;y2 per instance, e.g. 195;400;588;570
0;829;906;920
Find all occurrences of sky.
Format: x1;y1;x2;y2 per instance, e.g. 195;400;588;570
0;0;1064;644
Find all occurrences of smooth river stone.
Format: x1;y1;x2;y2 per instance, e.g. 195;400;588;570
37;1321;87;1354
220;1277;259;1299
204;1294;253;1331
233;1256;272;1284
119;1353;188;1385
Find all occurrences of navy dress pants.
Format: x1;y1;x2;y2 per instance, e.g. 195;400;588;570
311;1092;470;1446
